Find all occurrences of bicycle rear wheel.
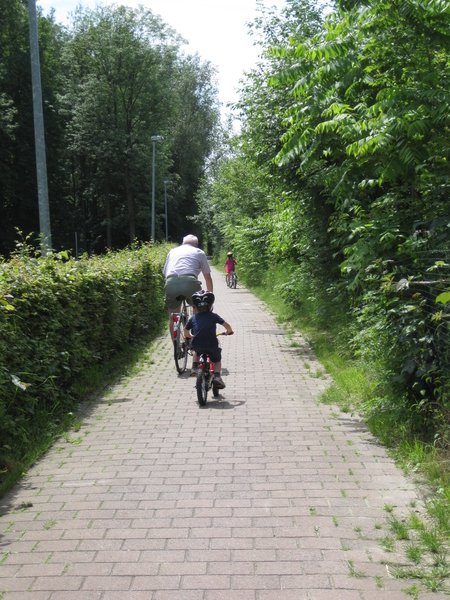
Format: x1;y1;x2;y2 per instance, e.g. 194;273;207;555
232;273;237;289
196;371;208;406
174;306;188;374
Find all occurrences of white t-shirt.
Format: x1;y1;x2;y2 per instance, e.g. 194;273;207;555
163;244;211;278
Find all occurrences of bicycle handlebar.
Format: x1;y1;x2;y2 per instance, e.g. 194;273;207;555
217;331;234;336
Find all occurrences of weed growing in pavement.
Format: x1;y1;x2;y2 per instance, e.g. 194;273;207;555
402;585;419;599
380;535;395;552
405;542;424;564
374;575;384;588
3;522;13;533
347;560;365;577
389;516;409;540
420;528;442;554
378;507;450;595
408;512;425;531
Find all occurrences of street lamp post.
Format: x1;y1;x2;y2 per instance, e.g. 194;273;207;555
28;0;52;254
163;180;170;242
151;135;164;241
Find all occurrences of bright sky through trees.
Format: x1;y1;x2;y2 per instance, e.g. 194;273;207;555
39;0;287;116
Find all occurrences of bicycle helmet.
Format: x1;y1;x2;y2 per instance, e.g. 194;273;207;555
192;290;215;309
227;252;233;256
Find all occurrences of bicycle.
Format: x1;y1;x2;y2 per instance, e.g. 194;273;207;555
196;332;233;406
172;296;192;374
229;271;237;289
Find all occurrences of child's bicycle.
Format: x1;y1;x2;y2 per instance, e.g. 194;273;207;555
226;270;237;289
196;332;233;406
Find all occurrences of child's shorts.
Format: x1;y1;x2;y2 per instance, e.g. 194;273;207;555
194;346;222;363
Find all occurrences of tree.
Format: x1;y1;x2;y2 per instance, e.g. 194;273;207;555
63;6;181;247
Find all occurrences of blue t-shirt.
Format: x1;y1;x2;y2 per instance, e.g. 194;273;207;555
186;311;225;351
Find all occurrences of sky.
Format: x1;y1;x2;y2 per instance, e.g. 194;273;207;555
39;0;287;118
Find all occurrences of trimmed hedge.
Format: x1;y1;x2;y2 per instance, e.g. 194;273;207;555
0;242;168;460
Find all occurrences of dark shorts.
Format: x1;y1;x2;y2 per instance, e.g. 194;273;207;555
194;346;222;363
164;275;202;309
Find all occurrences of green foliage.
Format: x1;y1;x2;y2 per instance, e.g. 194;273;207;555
0;237;168;473
271;0;450;417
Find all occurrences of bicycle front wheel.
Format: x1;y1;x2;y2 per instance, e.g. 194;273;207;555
174;313;188;374
232;273;237;289
196;371;208;406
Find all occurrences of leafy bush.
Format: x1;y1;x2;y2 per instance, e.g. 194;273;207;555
0;240;168;465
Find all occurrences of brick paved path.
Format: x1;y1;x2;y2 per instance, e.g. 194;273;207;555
0;265;443;599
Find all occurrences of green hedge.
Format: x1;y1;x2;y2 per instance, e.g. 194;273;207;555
0;242;168;461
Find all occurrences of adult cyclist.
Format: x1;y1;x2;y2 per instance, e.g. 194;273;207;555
163;234;213;339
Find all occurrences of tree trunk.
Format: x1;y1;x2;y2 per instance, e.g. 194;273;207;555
124;163;135;242
80;155;88;253
105;169;112;248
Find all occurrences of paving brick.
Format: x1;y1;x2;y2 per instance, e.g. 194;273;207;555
0;577;36;591
81;576;132;591
206;592;256;600
154;593;204;600
49;593;103;599
131;576;181;591
258;593;309;600
15;564;64;577
32;576;83;591
309;591;362;599
0;594;51;600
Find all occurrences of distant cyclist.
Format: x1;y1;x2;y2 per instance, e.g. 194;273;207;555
224;252;237;286
163;235;213;339
186;290;233;387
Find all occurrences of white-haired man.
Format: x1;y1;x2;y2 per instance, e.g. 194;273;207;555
163;234;213;338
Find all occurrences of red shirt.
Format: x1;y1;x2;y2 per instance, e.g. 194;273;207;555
224;257;237;272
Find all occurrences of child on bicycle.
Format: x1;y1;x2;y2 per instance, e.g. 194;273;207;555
224;252;237;286
186;290;233;388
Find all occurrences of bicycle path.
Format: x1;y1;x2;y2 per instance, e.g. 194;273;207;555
0;264;442;599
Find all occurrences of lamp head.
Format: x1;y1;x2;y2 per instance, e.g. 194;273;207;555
151;135;164;141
